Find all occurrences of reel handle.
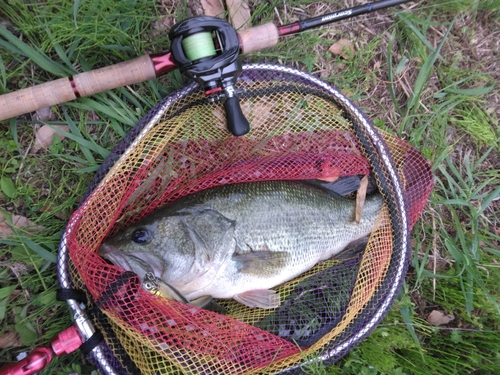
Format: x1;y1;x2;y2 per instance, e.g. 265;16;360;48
224;95;250;136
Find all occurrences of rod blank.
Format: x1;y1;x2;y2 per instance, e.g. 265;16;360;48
278;0;412;35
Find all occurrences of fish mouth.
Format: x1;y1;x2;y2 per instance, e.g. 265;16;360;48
98;243;130;269
98;243;117;256
98;243;163;283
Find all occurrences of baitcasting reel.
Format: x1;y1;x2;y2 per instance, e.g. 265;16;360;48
169;16;250;136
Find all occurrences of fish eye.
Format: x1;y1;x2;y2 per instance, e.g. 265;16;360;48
131;228;151;244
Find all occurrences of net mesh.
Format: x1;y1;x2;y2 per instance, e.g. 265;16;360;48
62;65;433;374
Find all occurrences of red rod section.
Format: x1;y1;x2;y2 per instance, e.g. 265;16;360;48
151;52;177;77
0;326;83;375
277;23;301;36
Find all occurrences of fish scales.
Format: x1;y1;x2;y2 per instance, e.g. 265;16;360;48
99;180;383;308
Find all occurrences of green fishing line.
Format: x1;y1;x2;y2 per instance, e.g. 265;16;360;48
182;32;217;61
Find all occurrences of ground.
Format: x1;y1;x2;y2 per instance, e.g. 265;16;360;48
0;0;499;374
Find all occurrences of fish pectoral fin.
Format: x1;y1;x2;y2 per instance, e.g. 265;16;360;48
233;289;281;309
190;296;228;315
232;250;289;275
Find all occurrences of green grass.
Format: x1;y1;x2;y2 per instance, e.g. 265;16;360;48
1;0;499;374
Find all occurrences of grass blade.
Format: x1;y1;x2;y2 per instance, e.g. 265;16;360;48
62;110;97;164
398;292;424;360
387;30;402;118
44;123;109;159
479;185;500;214
444;86;494;96
0;26;70;76
66;98;137;127
396;11;439;55
20;238;57;264
0;54;6;92
401;20;454;133
43;27;77;72
73;0;81;29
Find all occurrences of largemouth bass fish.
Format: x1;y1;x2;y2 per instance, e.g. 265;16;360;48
99;180;383;309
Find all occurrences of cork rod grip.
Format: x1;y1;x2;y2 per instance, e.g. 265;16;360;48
238;22;279;54
0;55;156;121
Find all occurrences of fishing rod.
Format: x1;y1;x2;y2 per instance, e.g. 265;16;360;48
0;0;412;135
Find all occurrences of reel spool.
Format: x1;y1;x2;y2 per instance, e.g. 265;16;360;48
169;16;250;136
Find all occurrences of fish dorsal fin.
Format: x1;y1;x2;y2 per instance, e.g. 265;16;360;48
232;248;290;277
234;289;281;309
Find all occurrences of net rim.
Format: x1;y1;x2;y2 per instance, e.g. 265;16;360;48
57;63;410;375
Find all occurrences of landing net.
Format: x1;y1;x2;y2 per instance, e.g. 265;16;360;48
58;64;433;374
